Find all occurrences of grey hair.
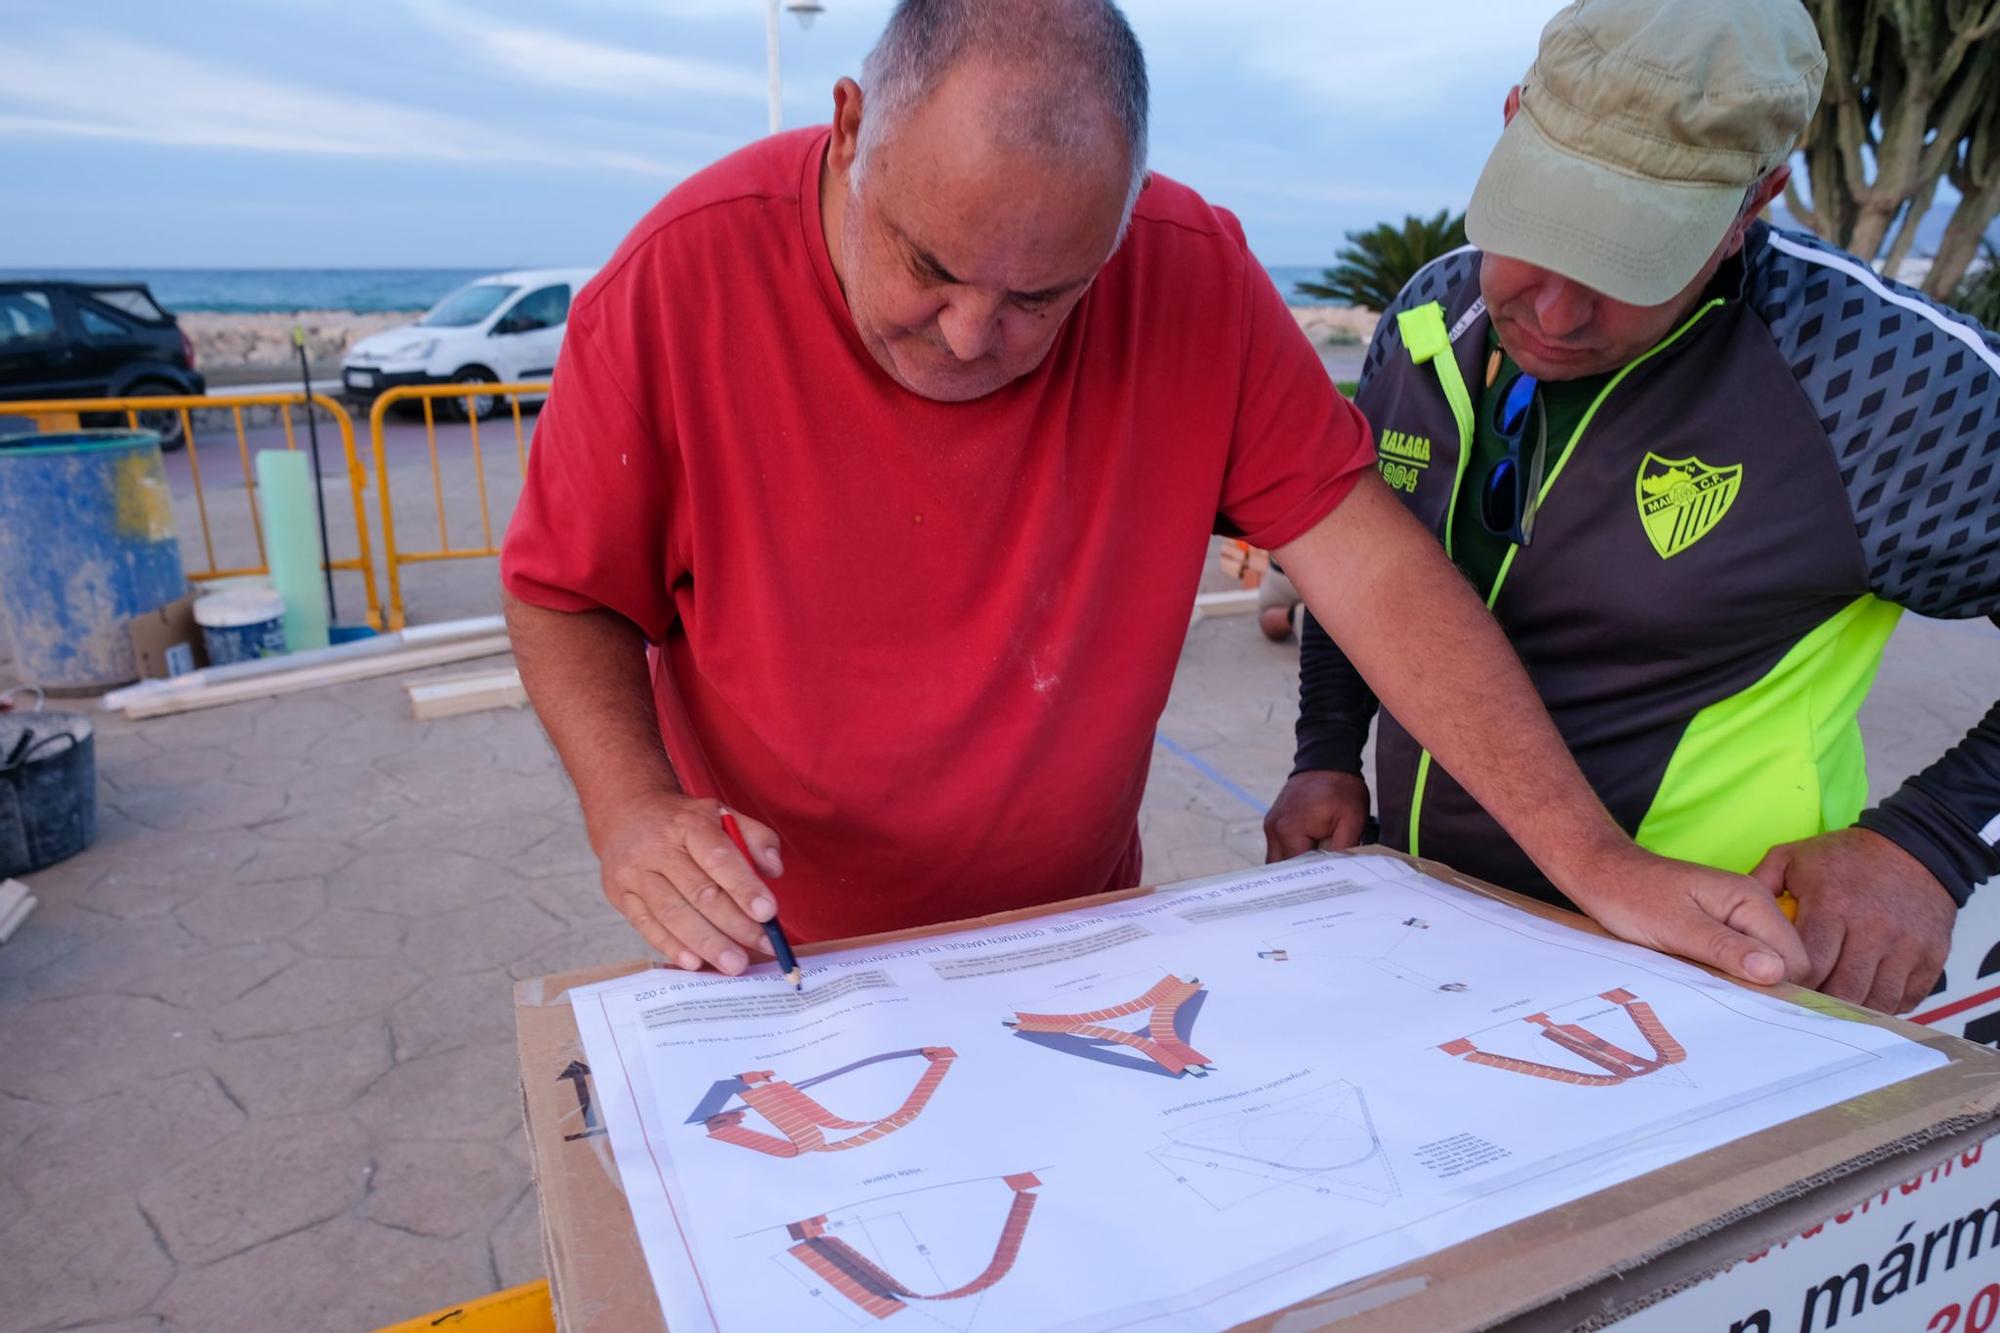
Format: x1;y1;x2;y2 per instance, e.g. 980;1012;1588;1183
852;0;1150;220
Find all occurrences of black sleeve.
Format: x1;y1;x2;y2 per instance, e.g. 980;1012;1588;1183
1749;227;2000;903
1857;645;2000;905
1287;252;1477;779
1293;607;1377;775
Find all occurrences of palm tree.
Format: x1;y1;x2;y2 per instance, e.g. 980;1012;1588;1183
1295;210;1468;311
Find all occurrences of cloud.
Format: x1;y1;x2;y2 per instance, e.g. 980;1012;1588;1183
406;0;770;102
1133;0;1560;119
0;31;689;176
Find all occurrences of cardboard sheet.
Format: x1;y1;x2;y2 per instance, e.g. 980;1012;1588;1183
516;848;2000;1332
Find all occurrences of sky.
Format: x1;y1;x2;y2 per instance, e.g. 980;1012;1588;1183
0;0;1585;268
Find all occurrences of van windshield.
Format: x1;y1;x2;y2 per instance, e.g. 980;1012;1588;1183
420;283;518;328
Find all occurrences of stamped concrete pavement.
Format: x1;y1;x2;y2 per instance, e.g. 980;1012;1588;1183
0;579;1993;1329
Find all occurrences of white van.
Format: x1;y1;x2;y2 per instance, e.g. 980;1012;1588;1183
340;267;595;418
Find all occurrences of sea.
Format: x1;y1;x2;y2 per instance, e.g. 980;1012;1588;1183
0;268;498;314
0;265;1347;312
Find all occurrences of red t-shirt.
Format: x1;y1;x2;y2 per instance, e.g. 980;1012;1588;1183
502;128;1372;941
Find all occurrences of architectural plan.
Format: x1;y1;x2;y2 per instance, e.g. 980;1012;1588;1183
568;851;1947;1332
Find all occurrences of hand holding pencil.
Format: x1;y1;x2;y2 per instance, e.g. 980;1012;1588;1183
587;793;788;978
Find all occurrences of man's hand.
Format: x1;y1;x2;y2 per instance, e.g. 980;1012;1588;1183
1218;540;1269;587
1265;771;1370;860
504;596;790;974
1749;828;1956;1013
591;791;785;975
1567;846;1812;988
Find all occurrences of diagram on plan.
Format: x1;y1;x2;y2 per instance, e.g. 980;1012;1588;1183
1439;988;1691;1087
1003;971;1213;1077
1149;1078;1400;1211
778;1172;1043;1326
687;1048;958;1157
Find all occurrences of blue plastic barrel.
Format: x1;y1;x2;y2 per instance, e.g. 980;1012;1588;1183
0;430;188;690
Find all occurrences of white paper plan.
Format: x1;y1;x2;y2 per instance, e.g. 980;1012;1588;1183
567;851;1945;1332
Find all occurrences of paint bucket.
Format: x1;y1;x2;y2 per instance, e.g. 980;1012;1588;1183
194;584;288;665
0;430;187;691
0;709;97;879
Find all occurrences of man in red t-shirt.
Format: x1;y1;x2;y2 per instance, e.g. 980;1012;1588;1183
501;0;1805;987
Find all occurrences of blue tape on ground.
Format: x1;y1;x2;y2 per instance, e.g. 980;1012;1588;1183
1154;733;1270;816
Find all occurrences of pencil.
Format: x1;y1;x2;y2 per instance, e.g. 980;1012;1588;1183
718;808;803;990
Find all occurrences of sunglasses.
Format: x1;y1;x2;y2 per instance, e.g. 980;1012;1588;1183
1479;371;1547;547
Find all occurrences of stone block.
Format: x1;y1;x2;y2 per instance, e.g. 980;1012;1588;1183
509;827;599;881
391;970;518;1061
0;1202;173;1330
439;813;565;862
366;1139;526;1239
109;777;289;835
490;1184;547;1289
119;939;297;1012
102;744;235;792
14;1070;244;1207
211;955;420;1040
522;872;617;926
231;837;357;885
352;1039;521;1143
403;896;565;977
138;1112;369;1264
77;830;252;917
507;922;649;983
290;906;408;959
208;1016;393;1119
156;1214;488;1331
0;993;213;1104
329;847;523;916
174;875;326;946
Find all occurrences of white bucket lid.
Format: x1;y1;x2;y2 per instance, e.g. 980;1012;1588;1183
194;585;286;628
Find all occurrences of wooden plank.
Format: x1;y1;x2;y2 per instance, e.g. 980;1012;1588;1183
408;668;527;721
1192;590;1262;615
120;636;514;719
0;880;37;945
104;613;508;711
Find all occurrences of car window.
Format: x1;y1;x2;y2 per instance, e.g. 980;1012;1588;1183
500;285;571;333
0;291;58;346
78;305;130;338
420;283;519;328
91;288;168;322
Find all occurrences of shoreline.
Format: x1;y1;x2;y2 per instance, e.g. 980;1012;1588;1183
183;305;1380;378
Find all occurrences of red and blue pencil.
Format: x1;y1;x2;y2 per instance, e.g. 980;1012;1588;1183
719;808;803;991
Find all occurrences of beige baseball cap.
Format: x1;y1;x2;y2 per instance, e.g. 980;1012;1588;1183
1466;0;1827;306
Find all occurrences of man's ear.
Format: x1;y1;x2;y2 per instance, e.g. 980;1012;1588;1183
1724;166;1792;258
1752;165;1791;215
1502;85;1522;127
827;77;864;173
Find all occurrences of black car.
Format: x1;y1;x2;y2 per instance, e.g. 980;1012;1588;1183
0;281;206;449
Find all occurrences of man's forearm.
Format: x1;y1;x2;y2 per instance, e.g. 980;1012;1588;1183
1276;475;1626;884
503;592;683;840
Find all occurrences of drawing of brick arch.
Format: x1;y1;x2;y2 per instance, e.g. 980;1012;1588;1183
689;1048;957;1157
787;1172;1042;1319
1004;974;1213;1077
1438;989;1687;1086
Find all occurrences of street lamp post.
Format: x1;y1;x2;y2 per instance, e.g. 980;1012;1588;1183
766;0;827;135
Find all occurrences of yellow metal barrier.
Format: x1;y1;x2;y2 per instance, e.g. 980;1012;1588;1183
369;382;546;630
372;1278;555;1333
0;392;383;630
